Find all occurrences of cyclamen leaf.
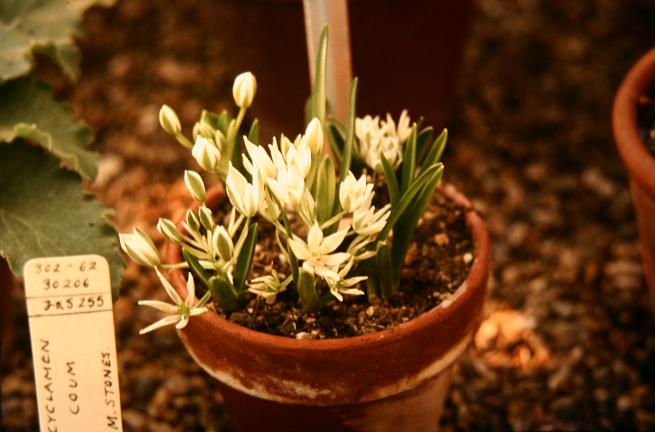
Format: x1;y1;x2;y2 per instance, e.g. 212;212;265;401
0;78;98;180
0;143;124;298
0;0;115;83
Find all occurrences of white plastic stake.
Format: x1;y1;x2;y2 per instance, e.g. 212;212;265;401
303;0;353;123
24;255;123;431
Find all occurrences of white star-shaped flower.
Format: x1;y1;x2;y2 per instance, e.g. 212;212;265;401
288;223;350;278
138;268;208;335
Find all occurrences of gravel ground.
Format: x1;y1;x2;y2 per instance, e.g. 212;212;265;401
3;0;655;430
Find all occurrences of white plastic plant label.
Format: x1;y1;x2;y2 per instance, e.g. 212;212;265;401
23;255;123;431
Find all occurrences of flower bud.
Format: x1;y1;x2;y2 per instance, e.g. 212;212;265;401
159;105;181;136
185;210;200;234
212;226;234;262
192;137;221;172
157;218;184;245
232;72;257;109
198;205;215;230
119;228;160;267
302;118;324;154
226;163;259;218
184;170;206;202
193;120;215;140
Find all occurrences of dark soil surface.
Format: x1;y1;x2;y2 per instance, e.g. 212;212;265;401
638;91;655;156
3;0;655;431
226;191;473;339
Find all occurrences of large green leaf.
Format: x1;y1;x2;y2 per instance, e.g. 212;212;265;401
0;0;113;83
0;143;125;298
0;78;98;180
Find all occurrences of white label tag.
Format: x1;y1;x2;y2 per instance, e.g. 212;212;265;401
24;255;123;432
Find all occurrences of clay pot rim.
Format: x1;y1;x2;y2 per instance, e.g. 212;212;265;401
613;46;655;197
166;182;489;352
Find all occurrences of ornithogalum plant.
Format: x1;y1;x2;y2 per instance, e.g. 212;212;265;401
120;28;447;334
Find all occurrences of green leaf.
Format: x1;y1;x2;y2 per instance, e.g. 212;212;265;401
420;129;448;176
297;268;319;312
0;78;98;180
209;275;239;314
247;118;260;144
380;153;399;207
391;166;444;280
0;0;115;83
400;124;417;194
339;78;358;182
309;26;328;126
182;246;211;288
376;241;394;298
233;221;257;293
415;127;434;163
0;143;124;298
327;123;344;162
316;157;336;223
376;163;443;242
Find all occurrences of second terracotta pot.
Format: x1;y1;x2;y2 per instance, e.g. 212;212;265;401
613;47;655;311
167;183;490;432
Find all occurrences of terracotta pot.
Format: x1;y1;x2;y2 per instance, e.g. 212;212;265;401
202;0;474;141
166;183;490;431
613;47;655;312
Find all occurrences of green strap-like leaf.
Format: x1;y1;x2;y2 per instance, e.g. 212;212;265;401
247;118;260;144
327;123;344;162
400;124;418;194
209;275;239;314
420;129;448;177
182;247;211;288
233;221;258;293
0;0;115;83
339;78;358;182
298;268;319;312
416;126;434;163
0;78;98;180
376;163;444;242
316;157;336;223
376;241;394;298
309;26;329;126
0;143;124;298
380;153;400;207
391;166;444;280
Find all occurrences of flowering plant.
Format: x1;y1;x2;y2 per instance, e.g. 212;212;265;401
120;29;447;334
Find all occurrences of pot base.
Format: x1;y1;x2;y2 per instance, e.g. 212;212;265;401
218;368;451;432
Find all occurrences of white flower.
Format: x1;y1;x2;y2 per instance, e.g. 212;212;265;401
385;110;412;142
191;136;221;172
288;223;350;278
284;139;311;179
233;72;257;109
184;170;206;202
119;228;161;267
301;117;324;155
242;137;277;181
353;204;391;237
248;270;290;303
159;104;181;136
355;111;412;171
138;269;208;334
323;273;367;302
226;163;261;217
339;172;374;213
